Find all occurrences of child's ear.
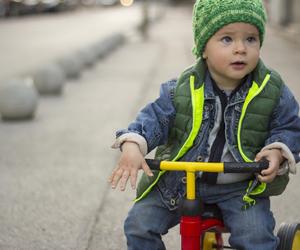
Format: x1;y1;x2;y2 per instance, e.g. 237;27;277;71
202;51;207;59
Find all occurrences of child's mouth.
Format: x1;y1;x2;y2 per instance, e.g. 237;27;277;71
231;61;246;70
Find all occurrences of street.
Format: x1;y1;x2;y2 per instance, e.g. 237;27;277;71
0;2;300;250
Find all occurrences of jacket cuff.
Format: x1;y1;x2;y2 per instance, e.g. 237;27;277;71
262;142;296;175
111;132;148;156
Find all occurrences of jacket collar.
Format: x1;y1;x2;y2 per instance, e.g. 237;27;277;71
203;71;253;103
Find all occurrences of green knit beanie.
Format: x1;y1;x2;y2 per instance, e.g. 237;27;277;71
192;0;267;58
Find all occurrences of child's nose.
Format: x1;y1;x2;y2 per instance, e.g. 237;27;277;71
233;41;246;54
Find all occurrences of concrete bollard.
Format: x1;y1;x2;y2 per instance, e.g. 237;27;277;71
93;33;126;59
104;33;126;52
92;42;109;59
76;48;97;68
57;55;83;79
32;63;66;95
0;78;38;120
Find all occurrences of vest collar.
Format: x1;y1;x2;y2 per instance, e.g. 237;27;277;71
190;58;207;89
203;70;253;103
252;59;270;86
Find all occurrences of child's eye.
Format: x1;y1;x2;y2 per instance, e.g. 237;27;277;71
221;36;232;44
246;36;257;43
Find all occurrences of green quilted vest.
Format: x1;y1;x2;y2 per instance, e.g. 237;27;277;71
136;59;285;202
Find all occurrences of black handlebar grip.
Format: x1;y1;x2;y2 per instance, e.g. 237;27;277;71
224;160;269;173
145;159;161;170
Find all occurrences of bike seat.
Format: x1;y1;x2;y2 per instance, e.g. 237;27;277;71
202;203;223;221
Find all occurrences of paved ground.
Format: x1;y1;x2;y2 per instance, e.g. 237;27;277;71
0;5;142;81
0;3;300;250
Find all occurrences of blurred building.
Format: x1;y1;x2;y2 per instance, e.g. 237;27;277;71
265;0;300;43
266;0;300;27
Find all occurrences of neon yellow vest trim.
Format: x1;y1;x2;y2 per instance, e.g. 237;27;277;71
134;170;165;202
134;76;204;202
238;74;271;202
237;74;271;162
172;75;204;161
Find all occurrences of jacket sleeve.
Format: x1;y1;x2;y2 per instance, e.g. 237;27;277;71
264;84;300;168
112;79;177;154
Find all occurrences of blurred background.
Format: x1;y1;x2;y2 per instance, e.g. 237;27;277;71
0;0;299;250
0;0;186;17
0;0;299;26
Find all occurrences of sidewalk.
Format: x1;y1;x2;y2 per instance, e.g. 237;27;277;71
0;4;194;250
0;5;141;82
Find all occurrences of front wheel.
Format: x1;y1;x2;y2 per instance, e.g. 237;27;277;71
277;223;300;250
201;231;223;250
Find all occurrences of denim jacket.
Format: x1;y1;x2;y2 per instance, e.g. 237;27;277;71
116;72;300;209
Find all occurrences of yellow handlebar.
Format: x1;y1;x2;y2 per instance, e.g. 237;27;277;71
160;161;224;172
145;159;269;201
161;161;224;200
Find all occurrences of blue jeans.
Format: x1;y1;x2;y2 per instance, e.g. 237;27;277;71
124;181;279;250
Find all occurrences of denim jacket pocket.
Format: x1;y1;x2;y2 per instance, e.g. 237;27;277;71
157;171;186;210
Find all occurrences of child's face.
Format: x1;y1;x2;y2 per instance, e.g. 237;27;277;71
203;23;260;89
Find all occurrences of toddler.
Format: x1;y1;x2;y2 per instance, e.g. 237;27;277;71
110;0;300;249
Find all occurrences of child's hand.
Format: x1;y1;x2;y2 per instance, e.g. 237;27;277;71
109;142;153;191
255;149;284;183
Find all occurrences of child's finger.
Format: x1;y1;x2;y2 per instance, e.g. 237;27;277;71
108;168;117;183
130;169;138;190
258;171;276;183
258;174;269;183
141;161;154;177
258;162;277;183
261;162;275;175
111;168;123;189
119;169;130;191
255;150;269;162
